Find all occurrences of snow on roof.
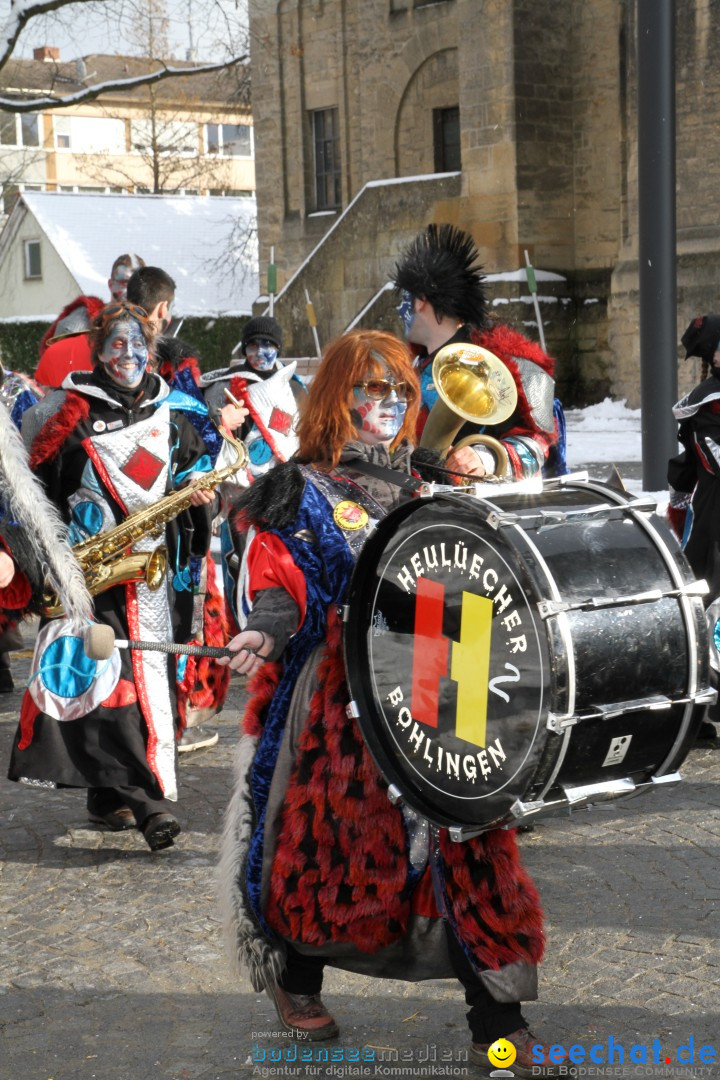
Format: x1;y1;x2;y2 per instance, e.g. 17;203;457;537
20;191;258;317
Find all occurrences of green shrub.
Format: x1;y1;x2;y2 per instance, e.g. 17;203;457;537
0;321;49;374
0;316;249;377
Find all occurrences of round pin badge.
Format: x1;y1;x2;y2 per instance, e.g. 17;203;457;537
93;420;107;433
333;500;369;531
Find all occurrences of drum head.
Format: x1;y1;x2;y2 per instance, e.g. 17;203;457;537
344;495;550;829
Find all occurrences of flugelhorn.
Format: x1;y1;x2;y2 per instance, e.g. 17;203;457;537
419;343;517;480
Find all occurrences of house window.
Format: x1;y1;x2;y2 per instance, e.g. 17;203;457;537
433;106;461;172
54;116;72;149
204;123;252;157
24;239;42;280
132;118;197;156
312;108;341;211
0;113;41;147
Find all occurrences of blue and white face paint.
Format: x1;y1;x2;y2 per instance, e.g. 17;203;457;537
352;361;408;447
99;316;149;388
396;290;416;340
245;338;279;373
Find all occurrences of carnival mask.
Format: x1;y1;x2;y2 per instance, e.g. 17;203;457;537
99;316;149;388
352;363;408;446
108;265;133;304
245;338;279;372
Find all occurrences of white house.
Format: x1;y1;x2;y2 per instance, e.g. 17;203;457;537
0;190;258;320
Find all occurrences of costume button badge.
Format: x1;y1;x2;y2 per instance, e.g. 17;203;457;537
93;420;107;433
333;500;369;531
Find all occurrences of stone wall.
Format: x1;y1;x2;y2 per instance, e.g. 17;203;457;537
249;0;720;408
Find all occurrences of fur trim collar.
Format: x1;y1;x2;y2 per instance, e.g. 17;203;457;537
29;392;90;468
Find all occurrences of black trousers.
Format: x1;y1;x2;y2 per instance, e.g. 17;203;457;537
278;925;527;1043
86;785;174;826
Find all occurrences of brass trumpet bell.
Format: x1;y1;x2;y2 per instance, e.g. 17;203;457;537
420;343;518;453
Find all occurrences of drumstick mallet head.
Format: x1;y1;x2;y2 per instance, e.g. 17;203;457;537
83;624;253;662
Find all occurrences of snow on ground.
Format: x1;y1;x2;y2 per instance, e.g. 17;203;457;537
565;397;669;512
565;397;641;465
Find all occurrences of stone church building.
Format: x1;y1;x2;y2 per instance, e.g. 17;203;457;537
248;0;719;406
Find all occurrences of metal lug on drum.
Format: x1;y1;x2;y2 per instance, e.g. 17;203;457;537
387;784;404;807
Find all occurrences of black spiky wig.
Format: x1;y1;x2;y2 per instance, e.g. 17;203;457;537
392;224;488;327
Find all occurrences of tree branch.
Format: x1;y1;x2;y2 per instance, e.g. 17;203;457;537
1;0;101;73
0;53;249;112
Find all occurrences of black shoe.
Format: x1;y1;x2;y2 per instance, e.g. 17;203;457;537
0;666;14;693
141;813;181;851
88;807;136;831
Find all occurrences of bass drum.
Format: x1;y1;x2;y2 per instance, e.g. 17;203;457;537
343;477;712;835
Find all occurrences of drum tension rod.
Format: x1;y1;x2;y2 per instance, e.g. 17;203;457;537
485;497;658;530
546;688;715;732
537;578;708;618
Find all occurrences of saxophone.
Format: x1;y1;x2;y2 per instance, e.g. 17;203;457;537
42;429;248;618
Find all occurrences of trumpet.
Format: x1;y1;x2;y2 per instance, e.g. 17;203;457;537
419;343;517;481
42;429;248;618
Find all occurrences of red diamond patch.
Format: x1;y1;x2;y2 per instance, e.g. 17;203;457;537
269;407;292;436
121;446;165;490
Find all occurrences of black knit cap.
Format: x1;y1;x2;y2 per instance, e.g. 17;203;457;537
392;223;488;327
681;314;720;366
241;315;283;354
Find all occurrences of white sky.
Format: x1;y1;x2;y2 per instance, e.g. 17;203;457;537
5;0;248;64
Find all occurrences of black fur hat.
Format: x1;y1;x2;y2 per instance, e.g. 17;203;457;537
392;224;488;327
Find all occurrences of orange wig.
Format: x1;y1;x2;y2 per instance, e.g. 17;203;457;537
296;330;420;468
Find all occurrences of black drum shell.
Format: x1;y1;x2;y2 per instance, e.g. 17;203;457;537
343;479;709;830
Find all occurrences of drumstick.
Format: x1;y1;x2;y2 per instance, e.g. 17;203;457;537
223;387;246;409
83;624;265;662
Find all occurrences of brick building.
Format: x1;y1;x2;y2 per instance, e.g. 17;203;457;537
248;0;719;407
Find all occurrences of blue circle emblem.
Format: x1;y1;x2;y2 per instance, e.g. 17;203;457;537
40;634;97;698
249;436;274;466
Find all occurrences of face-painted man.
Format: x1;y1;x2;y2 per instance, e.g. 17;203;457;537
351;360;408;447
396;289;417;341
108;264;134;304
99;316;149;389
244;337;279;373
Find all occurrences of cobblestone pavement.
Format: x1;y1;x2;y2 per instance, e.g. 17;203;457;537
2;637;719;1080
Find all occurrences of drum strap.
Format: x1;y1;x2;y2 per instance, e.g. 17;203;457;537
346;459;424;495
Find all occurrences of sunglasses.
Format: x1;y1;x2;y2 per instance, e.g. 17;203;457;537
353;378;413;401
100;302;149;327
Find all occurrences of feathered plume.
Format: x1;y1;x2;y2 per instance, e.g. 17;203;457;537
392;223;488;327
0;406;92;624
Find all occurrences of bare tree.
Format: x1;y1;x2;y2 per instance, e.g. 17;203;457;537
204;208;257;295
0;0;249;112
72;3;251;195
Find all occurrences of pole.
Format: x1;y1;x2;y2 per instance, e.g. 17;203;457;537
268;246;276;318
305;289;322;359
523;249;546;353
638;0;677;492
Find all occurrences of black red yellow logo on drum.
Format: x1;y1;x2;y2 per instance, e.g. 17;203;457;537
412;577;494;748
361;523;545;821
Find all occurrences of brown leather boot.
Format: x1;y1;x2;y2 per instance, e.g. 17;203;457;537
264;978;339;1041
